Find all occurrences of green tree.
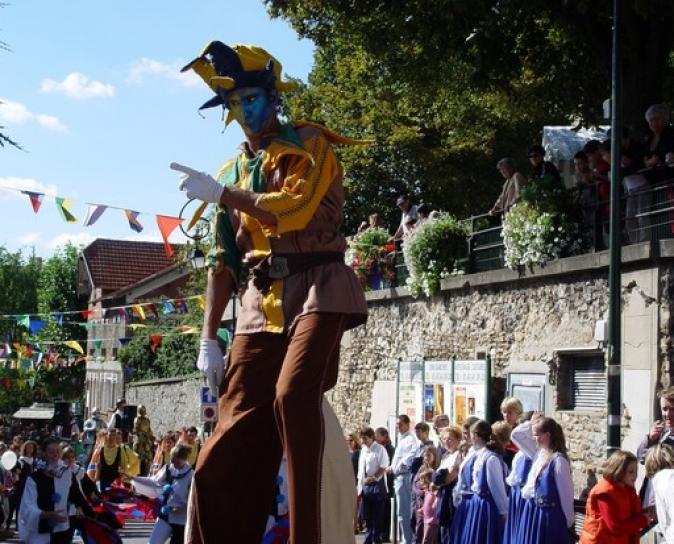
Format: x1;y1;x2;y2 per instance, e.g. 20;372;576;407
267;0;674;231
0;247;41;339
34;244;83;345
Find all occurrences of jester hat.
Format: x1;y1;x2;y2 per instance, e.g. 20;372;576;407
181;41;298;120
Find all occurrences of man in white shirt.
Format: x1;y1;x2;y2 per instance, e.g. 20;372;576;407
386;415;419;544
392;195;418;240
357;427;389;544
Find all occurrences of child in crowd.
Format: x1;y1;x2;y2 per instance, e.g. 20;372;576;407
436;426;462;543
504;412;534;544
149;444;194;544
420;470;439;544
516;417;575;544
413;446;438;543
645;444;674;544
579;449;651;544
492;421;514;469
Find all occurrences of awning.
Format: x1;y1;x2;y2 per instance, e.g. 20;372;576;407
12;403;54;420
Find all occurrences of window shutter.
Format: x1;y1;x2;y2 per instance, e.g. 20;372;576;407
572;357;605;409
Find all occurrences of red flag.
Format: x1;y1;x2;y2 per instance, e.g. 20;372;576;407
156;215;183;257
149;335;162;352
80;309;94;319
21;191;44;213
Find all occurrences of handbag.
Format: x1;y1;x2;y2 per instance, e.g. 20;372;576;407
362;478;386;500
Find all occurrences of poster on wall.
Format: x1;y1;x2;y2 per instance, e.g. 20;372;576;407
399;384;420;421
452;360;489;425
424;360;452;421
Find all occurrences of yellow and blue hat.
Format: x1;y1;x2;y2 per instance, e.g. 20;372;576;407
181;41;298;113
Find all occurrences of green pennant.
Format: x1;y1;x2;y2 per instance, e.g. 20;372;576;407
17;315;30;328
94;340;103;350
216;327;231;346
55;197;77;223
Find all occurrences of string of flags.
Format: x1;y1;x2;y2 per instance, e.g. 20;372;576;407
2;185;187;258
1;294;205;324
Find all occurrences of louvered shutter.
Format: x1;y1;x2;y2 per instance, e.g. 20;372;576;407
572;357;606;409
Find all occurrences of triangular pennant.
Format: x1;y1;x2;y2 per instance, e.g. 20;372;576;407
161;301;175;315
133;305;146;320
80;309;94;320
175;299;188;314
149;335;162;352
83;204;108;226
16;315;30;328
195;295;205;310
93;340;103;350
21;191;44;213
125;210;144;233
216;327;231;346
118;338;131;347
63;340;84;354
145;304;158;319
156;215;183;257
54;313;63;326
28;319;46;335
55;197;77;223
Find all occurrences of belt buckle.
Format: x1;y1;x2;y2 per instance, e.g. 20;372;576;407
268;256;289;279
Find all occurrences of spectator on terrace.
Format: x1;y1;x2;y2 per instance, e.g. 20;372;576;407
392;195;418;240
528;144;561;183
644;104;674;168
622;148;651;243
357;212;386;233
490;157;527;216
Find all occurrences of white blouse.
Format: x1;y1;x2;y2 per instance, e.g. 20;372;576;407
521;451;575;528
357;442;389;495
652;468;674;543
470;447;508;515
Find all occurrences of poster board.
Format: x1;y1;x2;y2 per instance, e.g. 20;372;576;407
396;359;490;428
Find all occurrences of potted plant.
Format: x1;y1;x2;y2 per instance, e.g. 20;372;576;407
346;227;395;290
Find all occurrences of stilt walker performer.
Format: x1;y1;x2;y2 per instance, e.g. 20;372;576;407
171;41;369;544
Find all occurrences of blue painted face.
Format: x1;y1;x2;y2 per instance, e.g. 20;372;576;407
226;87;275;135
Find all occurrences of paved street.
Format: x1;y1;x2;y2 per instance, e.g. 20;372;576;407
3;519;154;543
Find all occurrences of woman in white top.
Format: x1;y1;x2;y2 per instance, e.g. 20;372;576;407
356;427;389;544
436;426;463;542
517;416;575;544
645;444;674;543
450;419;508;544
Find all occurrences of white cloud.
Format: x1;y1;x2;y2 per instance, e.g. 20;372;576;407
35;114;68;132
18;232;42;245
0;176;58;198
40;72;115;99
48;232;95;250
127;58;201;87
0;98;68;132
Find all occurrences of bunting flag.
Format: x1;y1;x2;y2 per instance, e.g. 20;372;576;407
195;295;205;310
149;335;162;352
144;304;158;319
64;340;84;354
82;204;108;226
118;338;132;347
180;326;198;335
93;340;103;350
160;301;175;315
0;344;10;357
156;215;184;257
80;309;94;319
28;319;46;335
54;313;63;326
125;210;144;233
128;324;147;331
133;305;146;320
216;327;231;345
21;191;44;213
55;197;77;223
175;299;188;314
16;315;30;329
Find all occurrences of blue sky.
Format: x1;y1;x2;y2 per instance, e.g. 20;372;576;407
0;1;314;256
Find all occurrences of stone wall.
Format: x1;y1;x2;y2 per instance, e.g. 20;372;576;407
328;242;672;494
125;374;203;436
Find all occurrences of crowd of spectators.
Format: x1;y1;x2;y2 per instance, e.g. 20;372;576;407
346;387;674;544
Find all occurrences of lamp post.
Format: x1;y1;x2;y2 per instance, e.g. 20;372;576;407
606;0;623;455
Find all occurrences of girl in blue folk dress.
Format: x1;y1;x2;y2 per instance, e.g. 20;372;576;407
504;413;535;544
518;417;575;544
451;420;509;544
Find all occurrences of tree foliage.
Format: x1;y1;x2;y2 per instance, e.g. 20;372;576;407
268;0;674;232
0;247;42;339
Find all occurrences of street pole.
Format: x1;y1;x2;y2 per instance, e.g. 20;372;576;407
606;0;622;455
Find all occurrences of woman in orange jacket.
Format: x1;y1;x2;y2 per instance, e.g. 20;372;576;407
580;450;653;544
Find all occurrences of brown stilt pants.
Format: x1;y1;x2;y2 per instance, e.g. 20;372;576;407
187;313;345;544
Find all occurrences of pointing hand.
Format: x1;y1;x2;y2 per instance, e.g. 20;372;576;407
171;162;224;204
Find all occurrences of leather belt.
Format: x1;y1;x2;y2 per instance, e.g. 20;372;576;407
252;252;343;293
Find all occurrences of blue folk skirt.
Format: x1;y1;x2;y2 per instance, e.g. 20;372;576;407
518;499;572;544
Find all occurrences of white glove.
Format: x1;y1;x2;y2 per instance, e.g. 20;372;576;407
197;338;225;399
171;162;224;204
